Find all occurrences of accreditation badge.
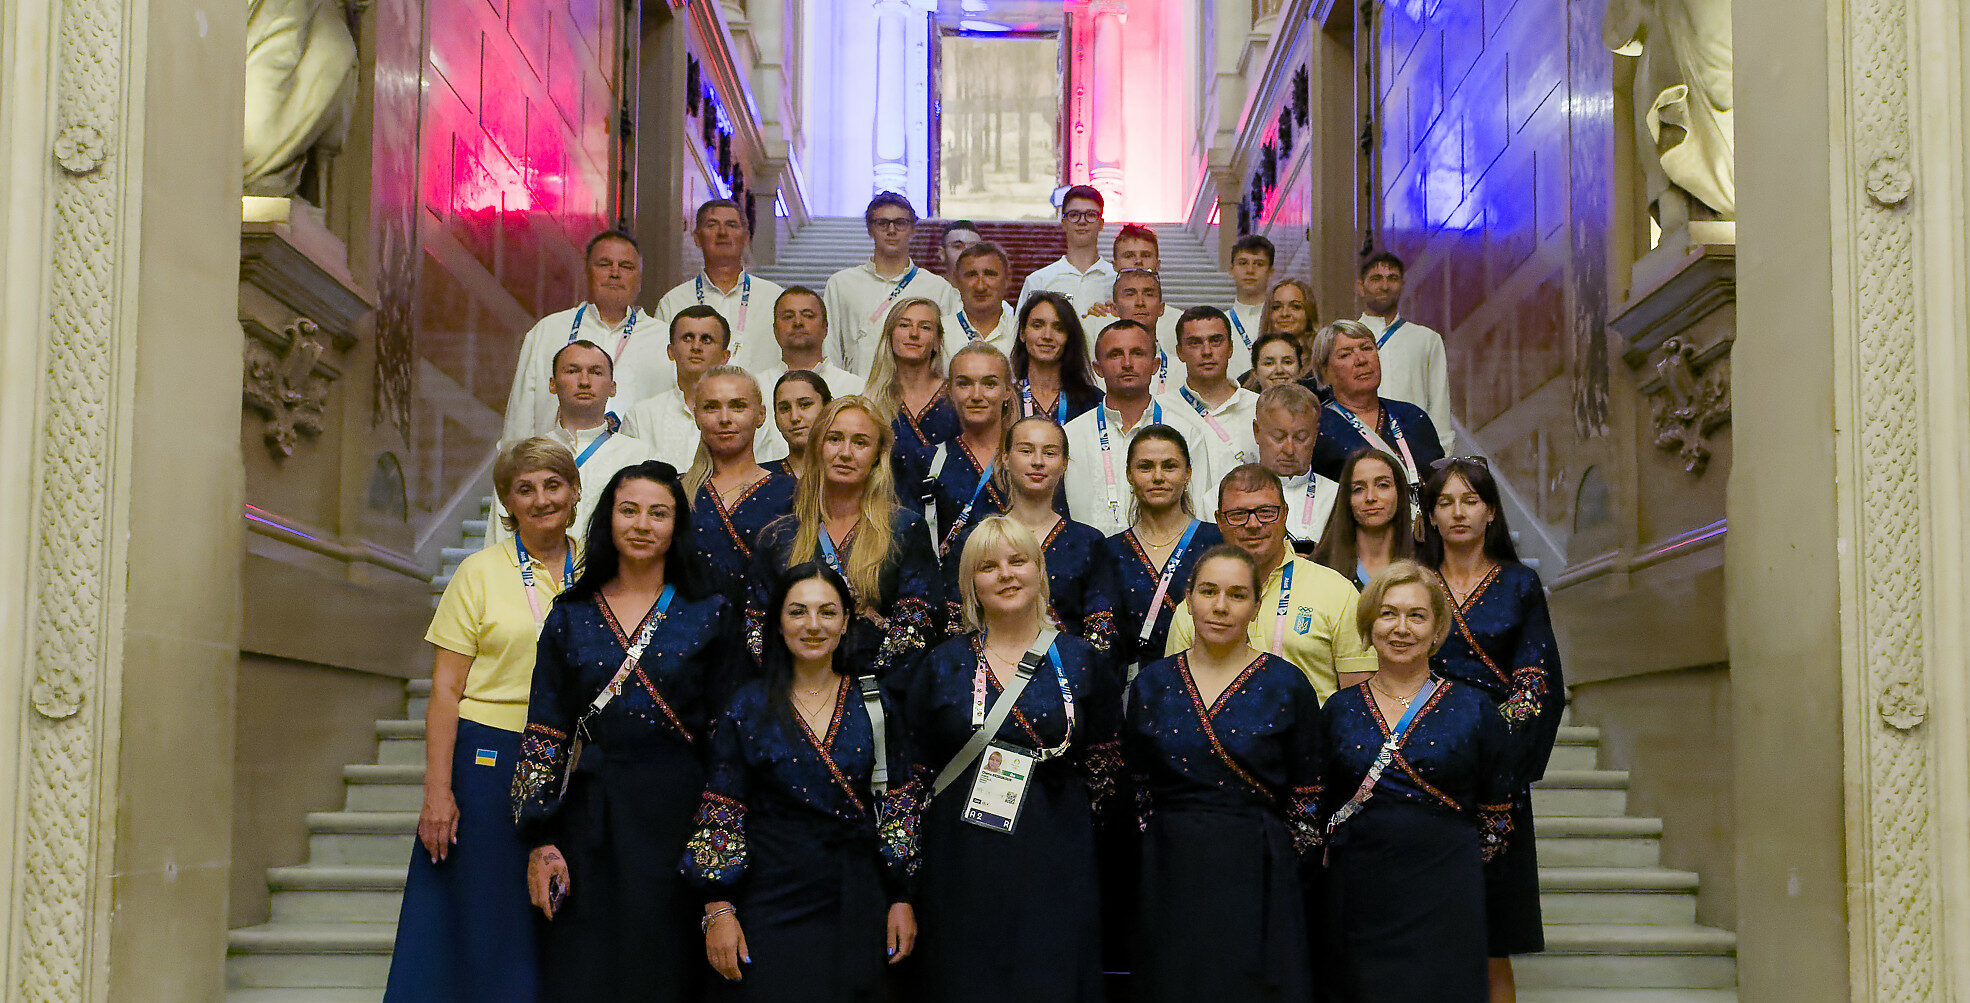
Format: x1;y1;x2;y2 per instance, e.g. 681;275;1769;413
964;743;1034;835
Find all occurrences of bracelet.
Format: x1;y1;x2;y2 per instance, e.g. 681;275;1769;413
701;906;736;933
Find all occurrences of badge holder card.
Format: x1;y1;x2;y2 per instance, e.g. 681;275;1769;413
931;629;1060;837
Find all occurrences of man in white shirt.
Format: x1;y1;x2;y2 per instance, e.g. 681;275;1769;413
502;230;669;443
942;242;1019;359
622;306;786;469
755;286;867;399
1356;250;1454;452
1016;184;1116;315
939;219;982;275
1091;269;1185;395
490;340;657;547
1253;382;1339;552
823;193;961;374
1158;306;1260;474
1062;320;1219;536
654;199;785;375
1225;234;1276;353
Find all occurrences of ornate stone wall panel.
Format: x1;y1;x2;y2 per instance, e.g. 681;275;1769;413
1833;0;1940;997
19;0;130;990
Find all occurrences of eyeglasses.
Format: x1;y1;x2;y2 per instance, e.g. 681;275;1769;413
870;217;914;231
1219;505;1284;527
1062;211;1102;224
1428;455;1490;471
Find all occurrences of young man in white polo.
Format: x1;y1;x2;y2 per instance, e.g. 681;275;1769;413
1158;305;1261;477
822;192;961;374
1016;184;1116;316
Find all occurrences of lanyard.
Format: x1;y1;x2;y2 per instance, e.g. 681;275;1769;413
588;585;678;714
1375;318;1407;348
1228;306;1254;349
971;640;1075;759
867;264;920;323
1178;386;1235;447
956;309;992;342
1269;560;1296;656
1324;676;1441;845
1137;519;1202;645
568;303;638;361
1019;381;1070;424
1328;402;1419;485
940;462;997;556
1095;401;1161;525
1296;473;1324;538
514;537;576;624
572;413;621;467
696;273;751;333
1154;348;1170;394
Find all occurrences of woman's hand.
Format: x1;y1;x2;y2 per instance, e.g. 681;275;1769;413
886;902;917;963
416;788;460;862
704;902;749;981
528;845;571;919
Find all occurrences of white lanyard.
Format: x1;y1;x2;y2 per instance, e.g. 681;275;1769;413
1270;560;1296;656
568;303;638;361
695;273;750;333
1095;401;1161;526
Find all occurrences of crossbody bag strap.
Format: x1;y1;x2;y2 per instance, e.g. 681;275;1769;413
921;443;949;546
859;675;890;795
932;628;1059;797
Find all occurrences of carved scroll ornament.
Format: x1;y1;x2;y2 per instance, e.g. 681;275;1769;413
1646;337;1729;475
244;318;338;457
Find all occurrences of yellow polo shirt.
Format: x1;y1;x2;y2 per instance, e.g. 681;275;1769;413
1166;553;1375;702
426;537;578;732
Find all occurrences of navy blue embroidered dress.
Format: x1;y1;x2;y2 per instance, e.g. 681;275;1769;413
1430;561;1565;955
904;632;1121;1003
1318;680;1515;1003
1017;381;1103;424
680;678;924;1001
1101;522;1225;670
891;387;961;474
746;510;943;682
941;517;1119;652
1307;398;1445;484
512;591;737;1002
692;472;798;602
917;439;1006;556
1124;652;1323;1003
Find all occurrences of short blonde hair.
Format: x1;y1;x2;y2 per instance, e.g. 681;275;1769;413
1307;318;1377;391
955;515;1053;633
493;437;580;531
1355;559;1453;654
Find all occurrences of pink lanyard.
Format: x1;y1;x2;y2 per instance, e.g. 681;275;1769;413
695;273;751;333
1179;386;1234;446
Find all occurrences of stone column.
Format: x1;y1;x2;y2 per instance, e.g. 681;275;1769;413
0;0;249;995
870;0;911;194
1086;0;1127;204
1732;0;1970;996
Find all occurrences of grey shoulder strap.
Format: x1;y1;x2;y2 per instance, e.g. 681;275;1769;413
858;675;889;795
922;443;949;545
932;628;1060;797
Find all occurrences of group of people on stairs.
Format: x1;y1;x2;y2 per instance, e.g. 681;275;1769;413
385;186;1563;1002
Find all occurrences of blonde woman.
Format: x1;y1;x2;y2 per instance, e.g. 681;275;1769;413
746;396;942;680
684;365;797;602
1262;277;1316;369
904;516;1119;1003
918;343;1014;557
864;296;961;473
387;437;579;1000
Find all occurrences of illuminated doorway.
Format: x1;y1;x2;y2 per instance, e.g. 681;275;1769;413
932;30;1063;219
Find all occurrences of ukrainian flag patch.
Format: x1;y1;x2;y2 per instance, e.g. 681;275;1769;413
474;748;498;767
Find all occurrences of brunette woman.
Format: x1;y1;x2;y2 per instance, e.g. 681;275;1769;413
1100;426;1225;672
765;370;834;478
1009;290;1103;424
1312;447;1416;588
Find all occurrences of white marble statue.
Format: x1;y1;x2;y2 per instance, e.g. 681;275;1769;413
1606;0;1734;220
243;0;359;197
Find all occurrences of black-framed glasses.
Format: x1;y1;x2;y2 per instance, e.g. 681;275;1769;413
1062;210;1102;224
870;217;915;231
1220;505;1285;527
1429;455;1490;472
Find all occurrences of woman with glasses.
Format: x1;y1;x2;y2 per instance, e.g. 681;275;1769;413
1311;448;1416;588
1009;291;1104;424
905;517;1120;1003
683;562;921;1000
1420;457;1565;1001
1303;320;1445;486
512;461;735;1002
1124;542;1323;1003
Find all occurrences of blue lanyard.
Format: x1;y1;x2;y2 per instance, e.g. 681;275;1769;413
573;412;621;467
514;535;576;624
1095;401;1162;524
1228;307;1253;348
1020;381;1070;424
818;526;848;580
1270;560;1295;655
942;462;996;551
957;310;983;341
696;273;751;329
1389;677;1439;738
972;640;1076;759
568;303;639;360
1327;402;1417;482
1375;318;1406;348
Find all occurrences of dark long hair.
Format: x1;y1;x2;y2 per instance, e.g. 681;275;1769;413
1311;448;1415;579
757;562;855;727
1010;291;1100;401
1418;457;1519;566
561;460;707;603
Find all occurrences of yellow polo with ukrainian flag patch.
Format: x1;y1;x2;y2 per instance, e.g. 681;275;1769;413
1165;553;1375;702
426;536;579;732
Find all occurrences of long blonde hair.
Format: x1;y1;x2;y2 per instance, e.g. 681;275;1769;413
683;365;765;498
791;397;901;606
864;296;948;421
955;515;1052;634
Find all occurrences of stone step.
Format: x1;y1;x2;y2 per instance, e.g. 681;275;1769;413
227;989;384;1002
307;811;417;865
1535;815;1664;868
1520;992;1737;1002
1537;867;1703;926
268;866;408;924
376;719;426;765
1530;770;1631;817
226;923;394;989
1517;924;1737;990
405;679;429;720
342;764;425;812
